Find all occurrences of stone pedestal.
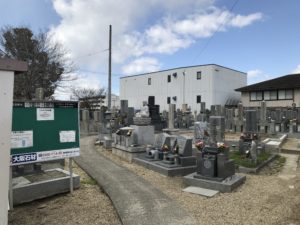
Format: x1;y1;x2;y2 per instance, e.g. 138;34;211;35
130;125;155;146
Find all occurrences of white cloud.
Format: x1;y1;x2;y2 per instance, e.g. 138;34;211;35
230;13;263;28
122;57;161;75
116;8;263;59
247;69;270;84
292;65;300;74
49;0;263;97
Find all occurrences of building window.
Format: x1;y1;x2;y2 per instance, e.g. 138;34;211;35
278;89;293;100
286;90;293;99
167;75;171;83
264;90;277;100
172;72;177;78
172;96;177;101
252;89;293;101
196;95;201;103
250;91;263;101
148;78;151;85
197;71;201;80
167;97;171;104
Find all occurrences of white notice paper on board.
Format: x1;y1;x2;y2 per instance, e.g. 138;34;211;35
11;131;33;148
37;108;54;121
59;131;76;143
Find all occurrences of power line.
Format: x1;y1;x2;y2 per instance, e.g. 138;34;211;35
192;0;240;63
72;48;109;61
78;68;122;77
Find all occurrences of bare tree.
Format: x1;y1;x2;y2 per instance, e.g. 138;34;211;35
71;87;106;110
0;26;76;99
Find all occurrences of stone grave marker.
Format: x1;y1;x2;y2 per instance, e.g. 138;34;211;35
245;110;257;133
177;136;192;157
154;133;170;149
194;122;208;141
209;116;225;143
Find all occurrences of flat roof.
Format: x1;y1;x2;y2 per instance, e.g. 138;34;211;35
120;64;246;79
0;58;27;73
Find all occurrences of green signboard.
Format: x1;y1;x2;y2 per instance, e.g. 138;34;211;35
10;101;80;165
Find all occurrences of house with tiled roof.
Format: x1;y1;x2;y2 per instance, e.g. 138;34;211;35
235;73;300;107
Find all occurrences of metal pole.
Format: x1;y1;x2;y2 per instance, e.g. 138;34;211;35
183;71;186;104
9;166;13;210
69;158;73;194
108;25;112;110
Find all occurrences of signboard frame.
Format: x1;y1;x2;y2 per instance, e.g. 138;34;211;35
10;101;80;166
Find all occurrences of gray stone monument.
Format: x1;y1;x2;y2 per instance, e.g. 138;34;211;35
245;110;258;133
209;116;225;144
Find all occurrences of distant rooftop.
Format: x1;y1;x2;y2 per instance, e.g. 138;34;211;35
236;73;300;92
120;64;246;79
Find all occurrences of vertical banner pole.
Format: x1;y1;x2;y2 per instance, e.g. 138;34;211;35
69;158;73;194
9;166;13;210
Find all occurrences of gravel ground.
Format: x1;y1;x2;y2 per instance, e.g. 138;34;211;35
8;161;122;225
96;145;300;225
8;138;300;225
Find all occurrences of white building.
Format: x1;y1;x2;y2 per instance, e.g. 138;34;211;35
120;64;247;112
104;93;120;109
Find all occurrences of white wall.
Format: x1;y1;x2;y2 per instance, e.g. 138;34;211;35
120;65;246;112
0;70;14;225
104;94;120;109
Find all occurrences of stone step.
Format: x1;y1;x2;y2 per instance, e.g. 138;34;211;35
280;148;300;155
183;186;219;197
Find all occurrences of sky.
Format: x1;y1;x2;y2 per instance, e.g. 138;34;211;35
0;0;300;99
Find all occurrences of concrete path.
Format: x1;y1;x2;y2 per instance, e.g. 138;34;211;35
278;153;299;180
75;136;197;225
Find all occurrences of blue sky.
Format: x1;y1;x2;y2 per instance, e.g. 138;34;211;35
1;0;300;99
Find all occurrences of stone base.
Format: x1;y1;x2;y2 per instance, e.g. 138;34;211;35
183;172;246;192
133;117;151;125
133;156;196;176
12;168;80;205
162;128;180;135
112;144;146;162
237;154;278;174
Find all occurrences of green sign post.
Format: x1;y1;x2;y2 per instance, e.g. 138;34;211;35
10;101;80;165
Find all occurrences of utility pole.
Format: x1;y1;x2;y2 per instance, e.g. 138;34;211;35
108;25;112;110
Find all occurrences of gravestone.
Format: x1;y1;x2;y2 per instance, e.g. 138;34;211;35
226;108;234;131
275;109;281;122
153;133;170;149
209;116;225;143
200;102;206;113
269;120;276;134
168;104;175;129
120;100;128;116
245;110;257;133
176;136;192;157
194;122;208;141
82;110;89;133
237;102;243;121
215;105;222;116
260;101;267;122
127;107;134;125
210;105;216;116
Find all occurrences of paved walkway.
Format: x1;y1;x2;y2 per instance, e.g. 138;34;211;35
278;153;299;180
75;136;197;225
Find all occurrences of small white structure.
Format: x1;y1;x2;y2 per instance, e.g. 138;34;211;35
120;64;246;112
104;93;120;110
0;59;27;224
